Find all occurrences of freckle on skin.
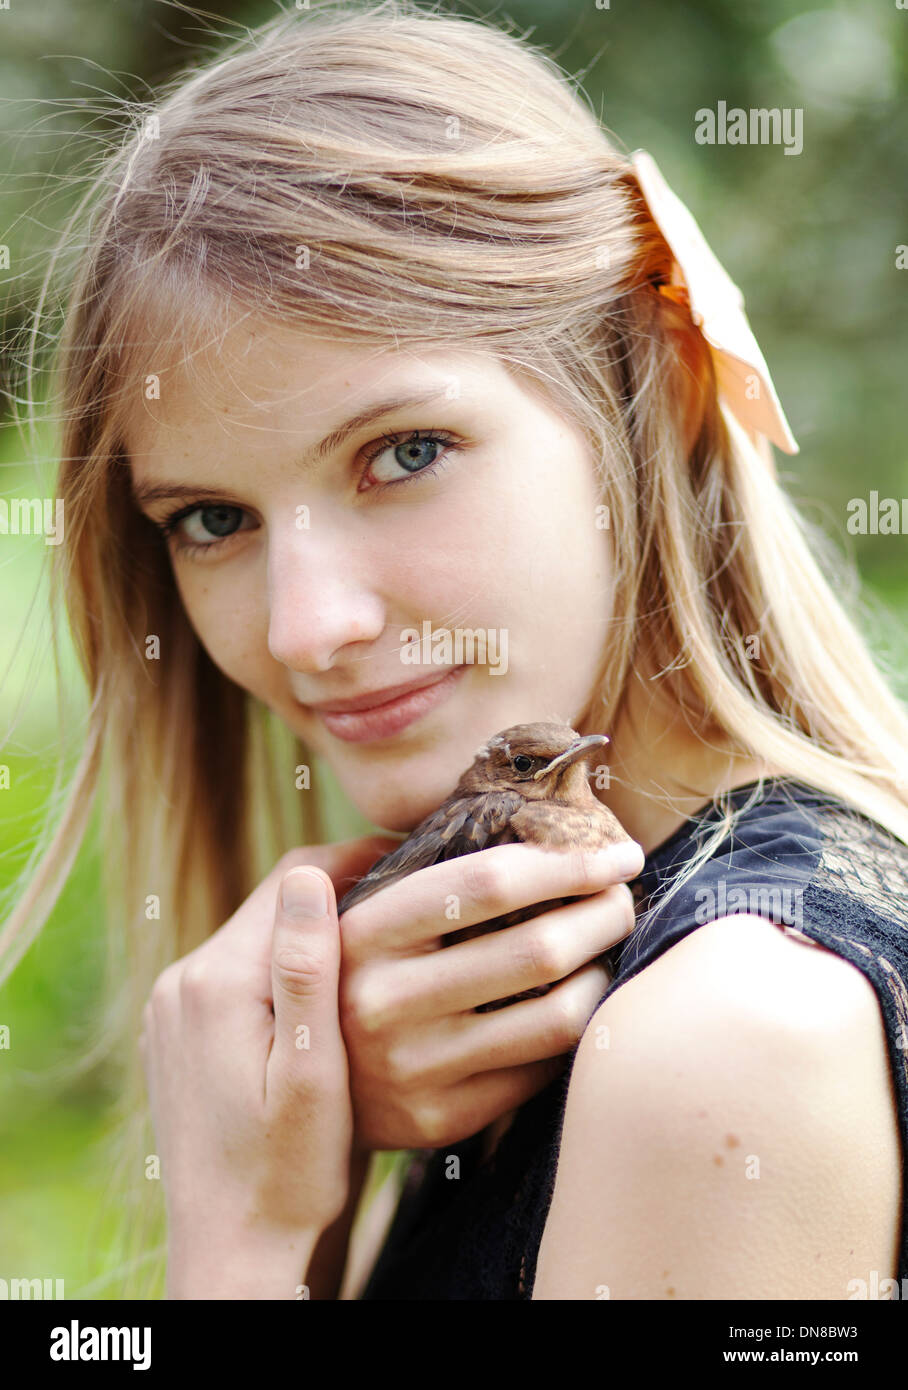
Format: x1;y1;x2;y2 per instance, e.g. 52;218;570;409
713;1155;723;1165
725;1133;740;1148
666;1287;675;1297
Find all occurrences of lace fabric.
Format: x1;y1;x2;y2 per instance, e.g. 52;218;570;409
361;779;908;1299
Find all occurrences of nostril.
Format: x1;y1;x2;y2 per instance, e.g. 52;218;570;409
267;591;387;673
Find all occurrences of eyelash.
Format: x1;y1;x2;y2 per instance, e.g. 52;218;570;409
359;429;460;488
152;427;461;558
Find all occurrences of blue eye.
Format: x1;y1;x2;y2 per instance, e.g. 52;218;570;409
186;505;244;540
157;503;256;553
361;429;459;487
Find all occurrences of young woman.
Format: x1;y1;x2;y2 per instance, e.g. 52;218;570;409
5;0;908;1300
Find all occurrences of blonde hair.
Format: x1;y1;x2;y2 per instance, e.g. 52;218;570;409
4;0;908;1297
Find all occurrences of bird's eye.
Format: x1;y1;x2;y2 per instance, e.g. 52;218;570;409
512;755;534;774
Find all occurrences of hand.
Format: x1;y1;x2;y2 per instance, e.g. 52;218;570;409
338;841;644;1150
139;835;396;1298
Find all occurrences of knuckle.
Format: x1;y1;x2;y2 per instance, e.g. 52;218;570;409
607;881;637;934
514;923;565;982
273;944;329;995
584;960;613;998
412;1100;450;1148
461;852;511;913
178;956;224;1003
383;1043;420;1090
547;979;595;1045
338;974;365;1035
569;848;604;895
340;973;395;1038
529;921;571;980
149;962;180;1008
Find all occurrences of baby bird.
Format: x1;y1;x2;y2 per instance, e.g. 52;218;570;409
338;722;635;1009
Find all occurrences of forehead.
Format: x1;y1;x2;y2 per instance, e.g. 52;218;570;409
119;310;521;461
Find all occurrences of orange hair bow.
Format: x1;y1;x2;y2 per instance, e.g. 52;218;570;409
631;149;799;459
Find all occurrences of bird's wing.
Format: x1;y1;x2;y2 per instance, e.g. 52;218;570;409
337;789;526;912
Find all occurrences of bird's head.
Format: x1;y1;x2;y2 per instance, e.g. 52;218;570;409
456;722;609;801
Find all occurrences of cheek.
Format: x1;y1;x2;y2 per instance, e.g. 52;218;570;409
174;566;272;694
418;449;610;630
394;469;612;725
471;455;614;694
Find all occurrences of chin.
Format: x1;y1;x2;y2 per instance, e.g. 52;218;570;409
339;760;464;834
355;794;433;835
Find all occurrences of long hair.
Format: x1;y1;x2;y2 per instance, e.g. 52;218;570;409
4;0;908;1296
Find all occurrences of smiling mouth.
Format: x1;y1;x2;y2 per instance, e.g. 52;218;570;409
304;668;461;715
301;665;469;743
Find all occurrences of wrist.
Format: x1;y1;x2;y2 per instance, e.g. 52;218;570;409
166;1223;321;1300
303;1148;374;1300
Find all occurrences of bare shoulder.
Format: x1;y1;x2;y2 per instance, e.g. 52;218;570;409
601;910;896;1037
532;914;902;1300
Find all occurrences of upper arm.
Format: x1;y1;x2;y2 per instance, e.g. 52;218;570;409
533;913;902;1300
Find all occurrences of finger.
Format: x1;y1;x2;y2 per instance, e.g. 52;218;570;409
432;1057;570;1143
419;961;612;1084
342;840;644;953
268;867;345;1098
213;835;400;955
352;888;632;1025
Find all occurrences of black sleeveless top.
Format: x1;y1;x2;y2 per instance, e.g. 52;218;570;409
361;777;908;1299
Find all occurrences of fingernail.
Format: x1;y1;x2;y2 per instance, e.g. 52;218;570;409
281;869;329;918
602;842;645;877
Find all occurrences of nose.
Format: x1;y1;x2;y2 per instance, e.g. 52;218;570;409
266;522;386;673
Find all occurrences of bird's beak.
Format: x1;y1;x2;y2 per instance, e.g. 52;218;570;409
533;734;609;780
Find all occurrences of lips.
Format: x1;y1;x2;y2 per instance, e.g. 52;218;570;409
301;665;469;743
306;669;460;715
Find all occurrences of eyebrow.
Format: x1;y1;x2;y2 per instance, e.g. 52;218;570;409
130;387;451;506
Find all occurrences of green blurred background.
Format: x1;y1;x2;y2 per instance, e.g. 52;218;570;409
1;0;906;1297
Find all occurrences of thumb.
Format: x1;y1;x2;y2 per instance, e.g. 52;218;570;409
270;867;343;1081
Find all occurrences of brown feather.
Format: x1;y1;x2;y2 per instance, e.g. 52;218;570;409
337;722;634;1010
